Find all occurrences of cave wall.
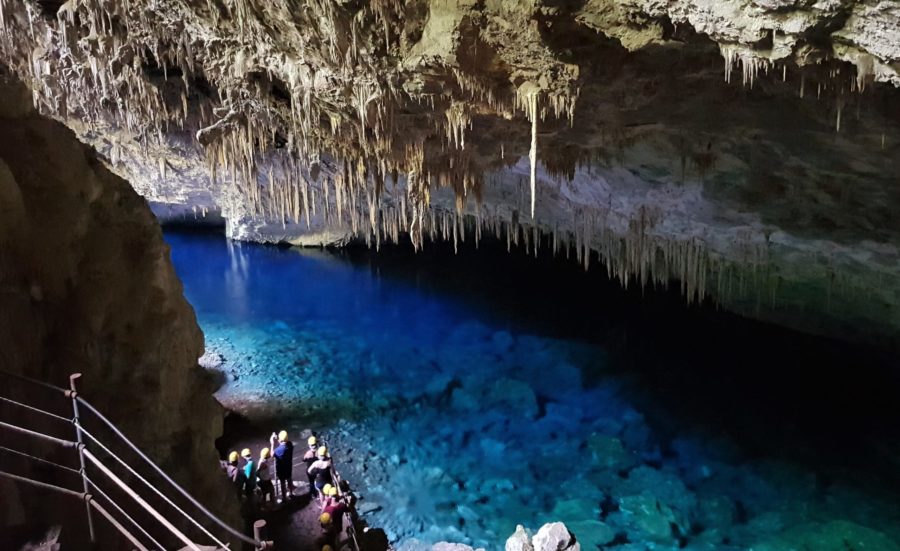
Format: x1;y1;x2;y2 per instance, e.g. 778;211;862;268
0;75;236;542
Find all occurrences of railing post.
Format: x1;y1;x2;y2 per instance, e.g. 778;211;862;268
253;520;266;548
69;373;95;544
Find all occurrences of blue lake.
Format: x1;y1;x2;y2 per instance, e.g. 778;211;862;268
165;229;900;550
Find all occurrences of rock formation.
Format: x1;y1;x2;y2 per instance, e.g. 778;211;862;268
0;75;235;544
0;1;897;343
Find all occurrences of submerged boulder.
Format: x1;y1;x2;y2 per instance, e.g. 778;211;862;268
431;543;484;551
566;520;616;549
614;494;684;544
751;520;900;551
487;378;539;419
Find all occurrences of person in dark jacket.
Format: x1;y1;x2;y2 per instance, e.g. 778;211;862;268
273;430;295;501
225;451;245;501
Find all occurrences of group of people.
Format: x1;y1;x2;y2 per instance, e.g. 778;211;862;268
222;430;358;551
223;430;296;510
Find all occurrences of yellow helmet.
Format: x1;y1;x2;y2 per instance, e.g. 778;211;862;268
308;435;317;446
261;448;271;459
241;448;252;459
228;451;239;463
322;484;334;495
317;446;328;458
322;546;333;551
326;485;338;497
319;512;332;526
279;430;289;443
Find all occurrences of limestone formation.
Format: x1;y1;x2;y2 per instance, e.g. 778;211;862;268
532;522;580;551
505;524;534;551
0;1;897;343
0;76;236;544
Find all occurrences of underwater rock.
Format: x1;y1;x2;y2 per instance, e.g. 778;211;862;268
614;494;684;544
550;499;599;521
565;520;616;549
587;434;637;471
532;523;580;551
693;495;736;531
506;525;534;551
487;379;539;419
199;350;226;370
431;543;484;551
751;520;900;551
491;331;515;353
619;466;697;515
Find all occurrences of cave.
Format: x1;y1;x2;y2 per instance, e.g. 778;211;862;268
1;1;899;551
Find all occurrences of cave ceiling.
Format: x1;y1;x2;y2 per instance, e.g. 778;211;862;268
1;0;898;344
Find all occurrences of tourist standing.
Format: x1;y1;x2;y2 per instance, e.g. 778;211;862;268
241;448;257;503
273;430;295;501
308;446;333;505
225;451;244;501
304;435;319;497
257;448;275;510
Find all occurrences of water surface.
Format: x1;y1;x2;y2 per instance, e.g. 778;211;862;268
165;229;900;550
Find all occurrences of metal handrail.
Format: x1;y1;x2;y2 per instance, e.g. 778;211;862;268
76;396;265;549
89;498;152;551
0;469;85;498
0;368;271;549
86;475;168;551
320;438;362;551
0;444;82;475
0;420;78;448
0;468;153;551
84;448;201;551
0;394;73;422
0;369;69;395
78;423;229;549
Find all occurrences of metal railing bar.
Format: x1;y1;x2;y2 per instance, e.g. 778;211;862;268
86;474;168;551
78;424;229;549
1;469;151;551
0;369;68;394
76;397;262;548
0;420;77;448
0;468;84;498
90;498;152;551
0;444;82;475
83;448;201;551
0;394;72;422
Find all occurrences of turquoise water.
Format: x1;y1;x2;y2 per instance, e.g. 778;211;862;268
165;230;900;551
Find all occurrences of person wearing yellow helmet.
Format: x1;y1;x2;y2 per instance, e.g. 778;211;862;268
224;451;244;500
272;429;295;501
257;448;275;509
308;445;333;505
240;448;256;502
303;434;321;497
320;483;342;511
